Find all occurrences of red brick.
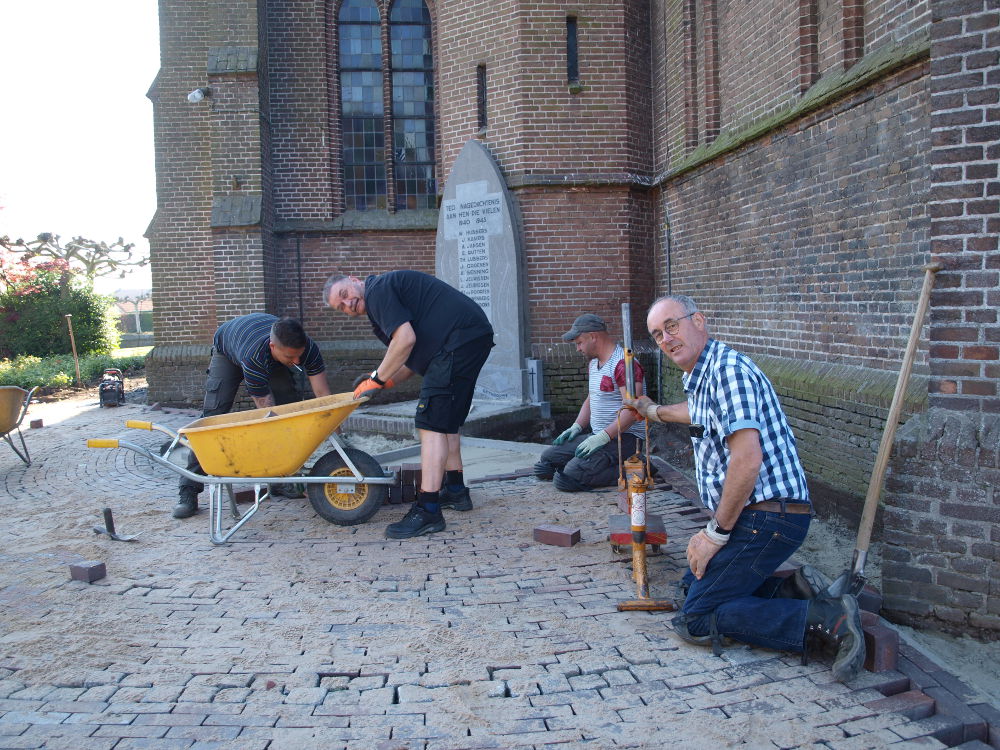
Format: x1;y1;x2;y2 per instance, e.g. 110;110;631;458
70;561;107;584
863;689;934;719
533;524;581;547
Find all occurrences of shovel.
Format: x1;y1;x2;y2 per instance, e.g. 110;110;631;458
826;263;940;598
93;507;140;542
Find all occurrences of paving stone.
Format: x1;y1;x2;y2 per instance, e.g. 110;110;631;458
3;397;996;749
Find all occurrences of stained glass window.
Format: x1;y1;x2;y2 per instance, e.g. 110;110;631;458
390;0;436;210
340;0;386;210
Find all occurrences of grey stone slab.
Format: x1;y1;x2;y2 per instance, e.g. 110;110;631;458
437;139;527;403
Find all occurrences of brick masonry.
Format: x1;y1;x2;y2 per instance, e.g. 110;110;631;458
148;0;999;635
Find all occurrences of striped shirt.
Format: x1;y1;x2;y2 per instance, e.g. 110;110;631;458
683;338;809;512
589;344;646;440
213;314;324;397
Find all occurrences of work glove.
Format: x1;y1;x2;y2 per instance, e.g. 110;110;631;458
352;372;395;400
574;430;610;458
553;422;583;446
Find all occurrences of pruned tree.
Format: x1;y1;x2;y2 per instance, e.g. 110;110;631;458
116;289;152;333
2;232;149;283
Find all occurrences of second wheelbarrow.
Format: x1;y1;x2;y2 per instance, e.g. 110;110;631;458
88;393;394;544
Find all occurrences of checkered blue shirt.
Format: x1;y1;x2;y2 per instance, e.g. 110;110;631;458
683;338;809;513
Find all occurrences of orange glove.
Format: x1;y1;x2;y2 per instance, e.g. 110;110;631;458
352;371;395;399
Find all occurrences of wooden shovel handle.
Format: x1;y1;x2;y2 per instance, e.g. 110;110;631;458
854;263;941;557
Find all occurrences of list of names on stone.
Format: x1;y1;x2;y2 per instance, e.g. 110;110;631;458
443;188;503;315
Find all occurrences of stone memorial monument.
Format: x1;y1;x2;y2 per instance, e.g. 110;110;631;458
437;139;528;403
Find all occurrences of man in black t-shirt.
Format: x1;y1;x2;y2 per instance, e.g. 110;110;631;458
324;270;495;539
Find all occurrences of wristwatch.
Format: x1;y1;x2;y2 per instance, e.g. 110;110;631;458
370;369;386;386
704;517;732;545
707;518;732;536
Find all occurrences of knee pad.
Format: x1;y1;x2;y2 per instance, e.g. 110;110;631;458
553;470;589;492
533;461;555;481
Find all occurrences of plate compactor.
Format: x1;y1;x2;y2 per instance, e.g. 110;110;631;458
99;368;126;407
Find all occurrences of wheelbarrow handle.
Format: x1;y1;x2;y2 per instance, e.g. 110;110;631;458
126;420;182;442
88;439;120;448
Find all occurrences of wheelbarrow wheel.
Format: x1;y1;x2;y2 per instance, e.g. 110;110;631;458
307;447;388;526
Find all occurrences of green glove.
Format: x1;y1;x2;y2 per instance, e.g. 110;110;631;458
575;430;610;458
553;422;583;446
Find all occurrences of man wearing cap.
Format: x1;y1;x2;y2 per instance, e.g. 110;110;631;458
323;270;494;539
533;313;646;492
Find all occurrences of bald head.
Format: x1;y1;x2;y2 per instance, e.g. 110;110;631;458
646;295;708;373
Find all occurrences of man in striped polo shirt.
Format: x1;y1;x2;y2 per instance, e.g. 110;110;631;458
624;295;865;682
174;314;331;519
533;313;646;492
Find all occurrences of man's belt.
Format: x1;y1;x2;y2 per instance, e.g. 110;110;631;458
745;500;812;515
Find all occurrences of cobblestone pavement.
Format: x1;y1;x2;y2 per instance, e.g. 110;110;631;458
0;395;996;749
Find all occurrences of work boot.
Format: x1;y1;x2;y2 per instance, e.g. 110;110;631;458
805;594;866;683
270;482;305;498
439;485;473;511
385;503;446;539
172;490;199;519
778;564;832;599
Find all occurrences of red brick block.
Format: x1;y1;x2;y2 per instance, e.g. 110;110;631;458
863;620;900;673
29;419;43;429
70;561;106;583
234;489;256;504
858;584;883;614
608;514;667;546
534;524;581;547
400;463;422;488
863;689;935;720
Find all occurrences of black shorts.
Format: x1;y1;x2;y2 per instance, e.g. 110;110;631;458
413;334;494;434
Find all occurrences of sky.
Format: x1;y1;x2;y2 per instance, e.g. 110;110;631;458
0;1;159;294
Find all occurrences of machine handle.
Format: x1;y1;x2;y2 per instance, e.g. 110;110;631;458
126;420;153;431
621;303;636;399
87;439;120;448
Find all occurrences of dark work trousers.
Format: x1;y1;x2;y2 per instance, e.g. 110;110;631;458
534;431;641;490
179;351;301;495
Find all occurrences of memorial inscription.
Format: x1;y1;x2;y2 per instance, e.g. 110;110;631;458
442;181;504;316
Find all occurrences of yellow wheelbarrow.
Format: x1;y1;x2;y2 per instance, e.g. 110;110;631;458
88;393;393;544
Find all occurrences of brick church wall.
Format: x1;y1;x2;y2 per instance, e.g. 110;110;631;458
881;0;1000;635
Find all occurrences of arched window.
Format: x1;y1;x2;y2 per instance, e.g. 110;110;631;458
339;0;385;210
337;0;436;212
390;0;435;209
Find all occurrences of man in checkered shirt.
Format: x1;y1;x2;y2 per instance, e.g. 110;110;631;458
624;295;865;683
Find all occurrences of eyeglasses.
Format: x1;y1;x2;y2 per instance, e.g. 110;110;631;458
650;312;696;343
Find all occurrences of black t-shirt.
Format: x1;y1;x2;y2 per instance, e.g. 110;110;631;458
364;270;494;375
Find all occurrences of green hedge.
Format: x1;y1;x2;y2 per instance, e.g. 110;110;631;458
0;351;148;390
0;286;120;359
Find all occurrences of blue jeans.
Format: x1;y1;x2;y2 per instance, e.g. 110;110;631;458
677;509;811;653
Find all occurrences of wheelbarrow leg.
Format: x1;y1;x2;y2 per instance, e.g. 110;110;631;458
209;483;265;545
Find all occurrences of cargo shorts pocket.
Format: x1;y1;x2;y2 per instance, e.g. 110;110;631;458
203;376;226;412
419;350;455;399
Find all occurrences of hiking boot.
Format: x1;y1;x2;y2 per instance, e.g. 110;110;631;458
439;485;473;511
385;503;446;539
270;482;305;498
778;564;832;599
805;594;866;683
172;491;199;519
